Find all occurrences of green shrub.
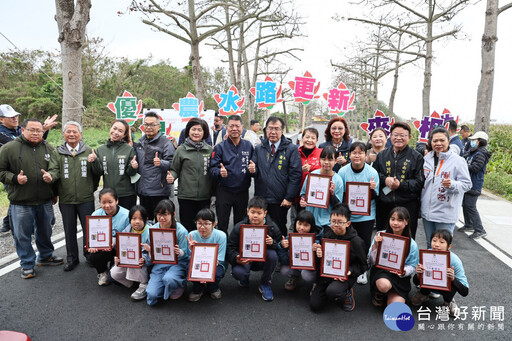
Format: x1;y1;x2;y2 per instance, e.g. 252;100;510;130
484;171;512;201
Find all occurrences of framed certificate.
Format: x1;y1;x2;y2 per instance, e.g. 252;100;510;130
419;249;451;292
85;216;112;251
187;243;219;283
305;173;332;209
320;239;350;280
375;232;410;273
346;181;371;216
116;232;142;268
239;225;267;262
149;228;178;264
288;233;316;270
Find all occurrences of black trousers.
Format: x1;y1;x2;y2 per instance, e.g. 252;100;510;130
310;277;356;312
216;187;248;234
178;198;211;232
118;195;137;211
376;199;420;239
267;203;290;237
86;249;116;274
413;274;457;303
139;195;169;221
59;201;95;263
351;219;375;255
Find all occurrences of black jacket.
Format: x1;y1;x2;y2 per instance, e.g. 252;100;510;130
316;225;368;283
374;145;425;205
466;146;491;195
227;216;282;266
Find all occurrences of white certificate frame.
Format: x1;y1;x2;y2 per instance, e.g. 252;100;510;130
239;225;267;262
375;232;409;273
116;232;142;268
420;249;451;292
305;173;332;209
187;243;219;283
320;239;350;280
85;215;112;251
149;228;178;264
289;233;316;270
346;181;371;216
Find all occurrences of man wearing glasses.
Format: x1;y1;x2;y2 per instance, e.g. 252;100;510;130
133;112;175;221
373;122;425;239
0;104;57;234
251;116;302;236
0;118;63;279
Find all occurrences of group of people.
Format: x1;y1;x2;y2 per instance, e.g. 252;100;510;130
0;105;487;314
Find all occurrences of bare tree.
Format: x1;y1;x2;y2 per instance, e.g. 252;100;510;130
55;0;91;124
350;0;471;117
130;0;272;102
474;0;512;133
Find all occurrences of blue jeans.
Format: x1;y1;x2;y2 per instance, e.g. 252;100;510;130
11;201;55;269
146;258;190;306
191;265;226;294
423;219;455;248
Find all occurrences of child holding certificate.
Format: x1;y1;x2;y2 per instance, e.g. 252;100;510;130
227;196;282;301
368;207;419;307
411;230;468;317
338;142;379;285
86;188;130;286
110;205;152;301
300;146;344;228
146;200;190;306
279;210;322;291
187;208;227;302
309;204;367;312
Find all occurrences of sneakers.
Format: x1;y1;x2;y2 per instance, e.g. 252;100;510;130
210;289;222;300
238;278;250;288
97;271;110;286
343;288;355;311
469;231;487;240
284;277;299;291
188;291;203;302
357;272;368;285
21;268;35;279
372;291;385;307
457;226;474;233
411;292;429;306
447;299;460;318
258;284;274;301
0;225;10;233
170;286;185;300
131;283;148;301
429;292;441;299
37;256;64;266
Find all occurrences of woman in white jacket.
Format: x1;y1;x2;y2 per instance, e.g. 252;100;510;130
421;127;472;248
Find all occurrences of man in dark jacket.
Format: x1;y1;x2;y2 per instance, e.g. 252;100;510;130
133;112;175;221
447;120;464;156
374;122;425;238
210;115;254;234
252;116;302;236
0;118;63;279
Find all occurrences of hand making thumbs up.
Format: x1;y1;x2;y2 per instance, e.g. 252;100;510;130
220;163;228;178
41;169;52;183
302;159;311;172
166;171;174;184
153;152;161;167
87;148;97;163
17;170;27;185
370;176;376;190
248;160;256;174
130;155;138;169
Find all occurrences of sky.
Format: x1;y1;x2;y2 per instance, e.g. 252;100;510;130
1;0;511;124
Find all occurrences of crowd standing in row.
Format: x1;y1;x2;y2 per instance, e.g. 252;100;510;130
0;105;486;313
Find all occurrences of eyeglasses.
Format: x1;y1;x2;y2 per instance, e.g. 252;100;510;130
266;127;282;132
331;220;348;226
26;129;44;134
196;222;213;228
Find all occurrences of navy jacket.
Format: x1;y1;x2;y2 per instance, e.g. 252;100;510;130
210;137;254;193
252;136;302;204
466;146;491;195
450;135;464;156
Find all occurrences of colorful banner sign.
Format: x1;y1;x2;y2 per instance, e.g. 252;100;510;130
288;71;320;105
249;76;283;109
413;109;459;143
360;110;395;136
107;90;143;126
213;85;245;116
323;81;355;115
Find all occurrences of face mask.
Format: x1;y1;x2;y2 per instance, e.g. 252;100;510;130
470;140;477;148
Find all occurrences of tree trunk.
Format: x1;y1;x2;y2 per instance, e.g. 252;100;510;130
475;0;499;134
282;100;289;133
388;33;404;116
224;5;237;86
188;0;205;102
55;0;91;125
422;1;433;117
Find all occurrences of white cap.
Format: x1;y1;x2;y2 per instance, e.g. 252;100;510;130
469;131;489;141
0;104;21;118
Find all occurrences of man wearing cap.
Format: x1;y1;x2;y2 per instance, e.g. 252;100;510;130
0;118;63;279
0;104;57;233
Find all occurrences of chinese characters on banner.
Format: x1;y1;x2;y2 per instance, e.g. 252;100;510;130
107;90;143;126
322;81;355;115
249;76;283;109
172;92;204;118
413;109;459;143
360;110;395;136
140;108;215;140
213;85;245;116
288;71;321;105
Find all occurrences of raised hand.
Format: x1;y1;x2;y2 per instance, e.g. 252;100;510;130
41;169;52;183
130;155;138;169
87;148;97;163
166;171;174;184
153;152;161;167
17;170;27;185
220;163;228;178
248;160;256;174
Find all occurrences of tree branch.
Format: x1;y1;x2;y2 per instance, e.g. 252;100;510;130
141;19;191;44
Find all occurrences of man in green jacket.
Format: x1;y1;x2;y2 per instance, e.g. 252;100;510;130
44;121;100;271
0;118;63;279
